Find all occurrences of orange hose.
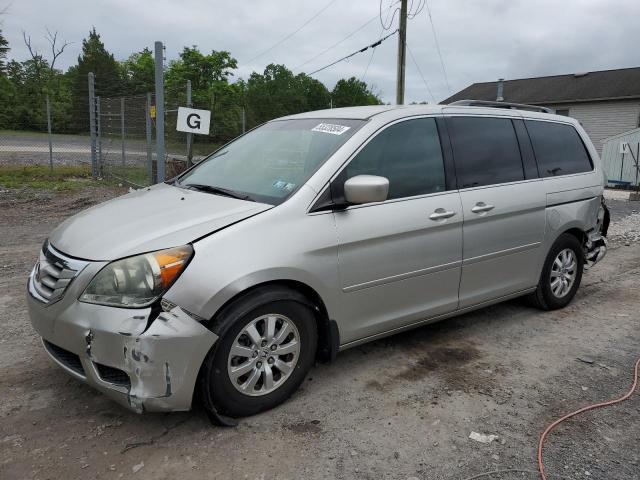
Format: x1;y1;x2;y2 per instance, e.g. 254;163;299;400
537;356;640;480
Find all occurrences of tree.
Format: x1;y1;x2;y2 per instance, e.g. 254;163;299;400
22;29;70;76
210;80;245;142
69;28;121;130
121;48;154;94
331;77;381;108
296;73;331;111
244;64;331;127
164;47;240;142
0;69;16;128
0;56;72;132
0;28;8;74
0;27;11;127
165;46;237;106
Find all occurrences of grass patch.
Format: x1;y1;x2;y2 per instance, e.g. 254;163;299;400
104;165;151;187
0;165;92;191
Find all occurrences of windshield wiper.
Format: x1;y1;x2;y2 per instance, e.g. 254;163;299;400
182;183;254;201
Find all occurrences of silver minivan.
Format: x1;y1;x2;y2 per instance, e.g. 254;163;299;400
27;101;609;423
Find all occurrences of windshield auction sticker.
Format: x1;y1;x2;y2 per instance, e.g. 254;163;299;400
311;123;351;135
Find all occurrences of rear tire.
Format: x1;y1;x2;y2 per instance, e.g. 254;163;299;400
528;233;584;311
200;290;317;418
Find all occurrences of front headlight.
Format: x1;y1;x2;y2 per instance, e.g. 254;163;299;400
79;245;193;308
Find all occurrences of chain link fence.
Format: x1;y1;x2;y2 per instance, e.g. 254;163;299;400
0;71;250;186
96;93;154;186
0;92;94;170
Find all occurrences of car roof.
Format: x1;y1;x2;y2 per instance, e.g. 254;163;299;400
275;104;578;125
279;105;442;120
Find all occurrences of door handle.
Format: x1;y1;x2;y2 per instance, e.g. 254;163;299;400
471;202;495;214
429;208;456;220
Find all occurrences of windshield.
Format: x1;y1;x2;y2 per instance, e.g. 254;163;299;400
177;118;365;205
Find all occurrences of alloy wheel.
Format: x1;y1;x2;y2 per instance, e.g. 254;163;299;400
227;314;300;396
550;248;577;298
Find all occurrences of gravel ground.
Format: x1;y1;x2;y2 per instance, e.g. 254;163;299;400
604;189;640;247
1;185;639;480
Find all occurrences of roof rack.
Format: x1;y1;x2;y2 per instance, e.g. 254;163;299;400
448;100;555;114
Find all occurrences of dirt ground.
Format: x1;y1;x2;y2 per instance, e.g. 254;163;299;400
1;185;639;480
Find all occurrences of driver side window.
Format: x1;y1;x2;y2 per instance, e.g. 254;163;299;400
345;118;446;200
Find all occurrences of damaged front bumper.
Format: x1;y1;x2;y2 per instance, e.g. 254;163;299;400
27;268;217;413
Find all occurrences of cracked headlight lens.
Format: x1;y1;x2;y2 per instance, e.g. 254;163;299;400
79;245;193;308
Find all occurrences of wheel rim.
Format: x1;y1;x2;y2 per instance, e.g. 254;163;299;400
227;314;300;396
550;248;577;298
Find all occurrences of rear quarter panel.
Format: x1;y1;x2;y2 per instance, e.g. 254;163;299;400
524;114;605;281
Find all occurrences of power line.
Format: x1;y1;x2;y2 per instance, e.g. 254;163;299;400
379;0;400;30
360;44;378;83
407;43;436;104
407;0;426;19
295;1;400;71
294;16;376;71
308;29;398;76
424;0;451;94
366;0;395;81
245;0;338;64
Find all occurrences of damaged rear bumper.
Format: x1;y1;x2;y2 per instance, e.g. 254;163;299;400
585;200;609;269
585;233;607;268
27;289;217;413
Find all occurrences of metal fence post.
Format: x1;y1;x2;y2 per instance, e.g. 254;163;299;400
46;95;53;172
120;96;126;167
145;92;153;184
154;41;166;183
186;80;193;164
88;72;97;178
96;96;102;176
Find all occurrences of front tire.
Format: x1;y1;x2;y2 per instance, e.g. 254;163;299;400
200;292;317;418
529;233;584;310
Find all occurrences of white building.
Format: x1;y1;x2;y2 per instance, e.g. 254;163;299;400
601;128;640;187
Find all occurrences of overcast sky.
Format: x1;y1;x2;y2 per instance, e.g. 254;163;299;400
3;0;640;103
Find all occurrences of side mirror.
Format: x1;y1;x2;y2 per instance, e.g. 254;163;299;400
344;175;389;205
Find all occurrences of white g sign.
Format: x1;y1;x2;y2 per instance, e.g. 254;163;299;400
176;107;211;135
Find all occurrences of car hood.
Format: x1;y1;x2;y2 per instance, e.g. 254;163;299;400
49;183;272;261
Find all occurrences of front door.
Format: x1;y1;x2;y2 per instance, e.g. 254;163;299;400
332;117;463;344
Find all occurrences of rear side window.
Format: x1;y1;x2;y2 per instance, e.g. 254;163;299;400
525;120;593;177
345;118;446;199
448;117;524;188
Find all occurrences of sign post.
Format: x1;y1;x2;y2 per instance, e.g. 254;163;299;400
154;41;165;183
46;95;53;172
88;72;97;178
186;81;193;164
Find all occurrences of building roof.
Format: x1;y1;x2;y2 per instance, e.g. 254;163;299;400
442;67;640;105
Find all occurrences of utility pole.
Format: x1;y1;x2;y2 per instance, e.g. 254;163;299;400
395;0;408;105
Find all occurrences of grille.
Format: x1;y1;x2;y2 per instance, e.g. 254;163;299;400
95;363;131;388
29;241;88;304
43;340;85;376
